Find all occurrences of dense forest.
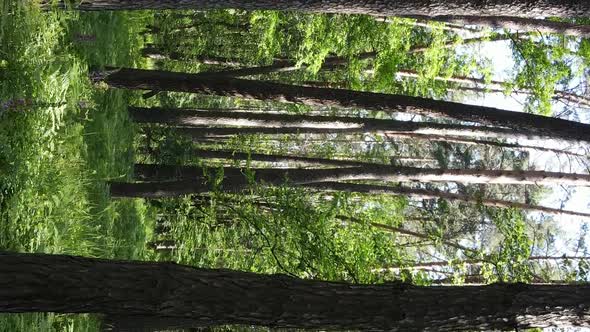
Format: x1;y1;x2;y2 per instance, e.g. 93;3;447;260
1;0;590;331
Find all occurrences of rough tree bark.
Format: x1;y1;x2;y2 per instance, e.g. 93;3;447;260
414;15;590;37
381;16;482;34
3;252;590;331
100;68;590;142
46;0;590;19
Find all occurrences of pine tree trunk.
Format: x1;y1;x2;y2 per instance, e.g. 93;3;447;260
384;132;586;157
394;70;590;108
173;126;352;137
109;180;212;198
381;17;482;34
45;0;590;18
378;255;590;271
193;148;372;167
100;68;590;142
306;181;590;218
141;47;245;66
112;164;590;198
129;106;523;140
447;85;590;108
419;15;590;37
3;252;590;331
149;164;590;186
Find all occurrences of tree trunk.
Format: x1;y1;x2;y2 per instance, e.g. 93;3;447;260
4;252;590;331
46;0;590;18
381;16;482;34
173;126;355;137
195;60;301;78
383;132;586;157
447;85;590;109
377;255;590;272
192;148;373;167
306;181;590;218
129;106;525;140
157;164;590;186
100;68;590;142
110;180;212;198
418;15;590;37
394;70;590;108
112;164;590;198
141;47;245;66
130;106;372;128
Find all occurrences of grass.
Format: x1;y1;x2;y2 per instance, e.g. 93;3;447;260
0;1;153;330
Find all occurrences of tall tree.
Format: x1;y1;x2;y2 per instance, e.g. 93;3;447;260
306;181;590;218
377;255;590;271
3;252;590;330
413;15;590;37
100;68;590;142
383;132;587;157
111;164;590;198
129;106;526;140
191;148;372;167
393;70;590;108
172;126;355;137
48;0;590;19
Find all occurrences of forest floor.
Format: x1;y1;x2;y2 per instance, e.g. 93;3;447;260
0;2;153;330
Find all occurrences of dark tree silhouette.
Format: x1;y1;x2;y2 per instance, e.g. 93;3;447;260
3;252;590;331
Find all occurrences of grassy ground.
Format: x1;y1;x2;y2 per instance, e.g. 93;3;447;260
0;1;153;330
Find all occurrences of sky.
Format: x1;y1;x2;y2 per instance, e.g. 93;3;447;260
461;40;590;258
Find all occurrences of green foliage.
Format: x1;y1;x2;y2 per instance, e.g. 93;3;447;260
511;36;573;115
250;11;283;61
484;209;533;283
165;185;409;284
0;2;151;330
0;313;101;332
